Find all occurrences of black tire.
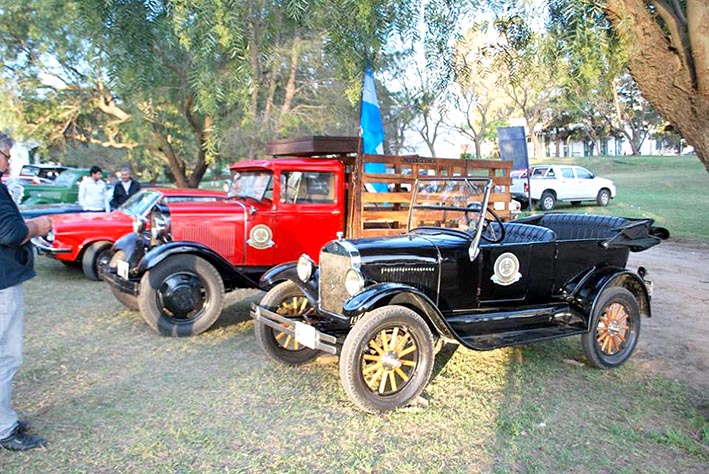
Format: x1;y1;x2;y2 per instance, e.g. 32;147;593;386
582;287;641;369
570;201;582;207
339;305;435;413
107;250;138;311
81;241;113;281
538;191;556;211
597;188;611;206
137;254;224;337
254;281;320;365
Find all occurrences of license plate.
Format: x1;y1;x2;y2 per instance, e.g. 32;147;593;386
116;259;130;280
294;321;318;349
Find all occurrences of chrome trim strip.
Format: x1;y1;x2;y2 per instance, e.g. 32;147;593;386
31;237;72;254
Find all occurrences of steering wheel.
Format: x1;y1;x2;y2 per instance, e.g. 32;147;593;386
479;208;506;243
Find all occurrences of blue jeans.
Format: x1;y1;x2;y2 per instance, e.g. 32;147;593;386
0;285;24;439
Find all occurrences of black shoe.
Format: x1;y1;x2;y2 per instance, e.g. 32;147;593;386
0;428;46;451
17;420;30;434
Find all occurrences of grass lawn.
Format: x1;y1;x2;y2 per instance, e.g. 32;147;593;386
3;259;707;472
522;155;709;241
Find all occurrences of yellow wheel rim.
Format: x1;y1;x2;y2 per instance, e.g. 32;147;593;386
596;302;630;355
361;327;417;395
274;296;309;351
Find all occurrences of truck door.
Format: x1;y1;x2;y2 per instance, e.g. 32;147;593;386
275;170;345;263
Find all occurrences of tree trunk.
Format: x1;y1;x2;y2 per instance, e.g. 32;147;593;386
605;0;709;173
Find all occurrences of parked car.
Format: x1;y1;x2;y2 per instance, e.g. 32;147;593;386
102;136;513;337
250;177;668;413
511;165;616;211
19;164;71;183
21;167;91;205
31;188;224;287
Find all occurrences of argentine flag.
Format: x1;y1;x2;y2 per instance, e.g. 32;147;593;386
360;67;386;190
360;67;385;155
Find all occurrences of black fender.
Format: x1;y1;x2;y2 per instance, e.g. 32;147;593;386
258;262;320;309
566;266;651;329
342;282;456;340
112;232;150;269
139;241;257;290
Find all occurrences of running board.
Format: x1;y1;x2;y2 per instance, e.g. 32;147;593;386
459;325;588;351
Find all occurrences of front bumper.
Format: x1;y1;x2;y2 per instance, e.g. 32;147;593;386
103;267;140;296
250;303;338;355
31;236;72;255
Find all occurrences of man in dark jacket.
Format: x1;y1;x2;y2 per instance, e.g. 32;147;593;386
110;166;141;209
0;132;53;451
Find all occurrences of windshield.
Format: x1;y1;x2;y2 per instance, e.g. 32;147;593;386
54;170;78;187
227;171;273;201
120;190;162;217
409;178;491;233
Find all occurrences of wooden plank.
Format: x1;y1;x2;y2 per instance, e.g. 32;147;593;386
361;192;411;203
361;210;410;221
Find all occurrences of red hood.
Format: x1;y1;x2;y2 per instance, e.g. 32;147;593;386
50;210;133;231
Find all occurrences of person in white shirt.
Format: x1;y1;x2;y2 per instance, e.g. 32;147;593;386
78;166;107;211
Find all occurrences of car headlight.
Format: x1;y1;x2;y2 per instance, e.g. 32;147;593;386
344;268;365;296
296;254;315;282
132;217;147;234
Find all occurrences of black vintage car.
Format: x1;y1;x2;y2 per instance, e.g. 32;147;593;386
250;177;668;413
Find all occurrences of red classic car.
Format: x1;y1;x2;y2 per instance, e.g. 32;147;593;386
31;187;224;281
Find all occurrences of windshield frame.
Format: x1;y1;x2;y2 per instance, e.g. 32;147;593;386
119;189;162;217
408;177;493;261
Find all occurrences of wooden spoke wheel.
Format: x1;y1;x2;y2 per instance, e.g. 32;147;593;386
596;302;630;356
360;326;418;396
255;281;319;365
582;287;641;369
340;305;435;413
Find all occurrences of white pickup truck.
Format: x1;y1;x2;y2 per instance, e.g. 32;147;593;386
511;165;616;211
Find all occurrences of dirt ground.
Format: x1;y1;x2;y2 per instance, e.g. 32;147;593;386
627;239;709;392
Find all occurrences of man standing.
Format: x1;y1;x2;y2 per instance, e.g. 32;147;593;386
78;165;107;211
0;132;52;451
110;166;141;209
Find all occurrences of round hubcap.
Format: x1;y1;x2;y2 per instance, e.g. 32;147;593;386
158;273;205;319
596;302;629;355
361;327;417;396
274;296;310;351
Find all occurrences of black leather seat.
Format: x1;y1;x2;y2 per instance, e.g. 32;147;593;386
500;223;557;244
538;214;629;240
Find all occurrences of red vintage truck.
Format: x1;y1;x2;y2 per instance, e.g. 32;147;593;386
103;136;513;336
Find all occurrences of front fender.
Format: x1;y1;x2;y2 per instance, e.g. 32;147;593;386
343;283;455;340
113;232;150;269
259;262;320;309
567;267;651;326
139;241;258;290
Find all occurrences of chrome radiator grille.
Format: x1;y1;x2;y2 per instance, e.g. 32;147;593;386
319;250;352;314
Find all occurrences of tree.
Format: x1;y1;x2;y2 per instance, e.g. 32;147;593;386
602;0;709;171
448;25;514;159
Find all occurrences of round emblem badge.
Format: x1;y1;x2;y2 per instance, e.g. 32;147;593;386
247;224;274;249
491;252;522;286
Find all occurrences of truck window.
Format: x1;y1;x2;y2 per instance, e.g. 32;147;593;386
575;167;593;179
280;171;335;204
531;167;548;177
561;167;574;179
228;171;273;201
